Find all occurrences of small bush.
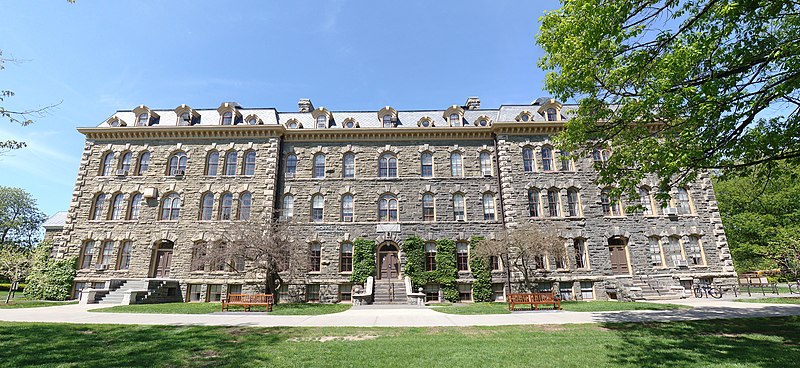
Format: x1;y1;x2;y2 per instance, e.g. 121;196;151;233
24;243;76;301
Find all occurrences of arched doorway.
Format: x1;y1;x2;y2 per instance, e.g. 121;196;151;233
377;242;400;280
151;240;174;278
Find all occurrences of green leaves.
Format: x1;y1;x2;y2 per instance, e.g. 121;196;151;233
23;242;76;301
349;239;375;285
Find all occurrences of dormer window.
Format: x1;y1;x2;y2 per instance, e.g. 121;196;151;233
289;122;298;129
418;117;433;128
443;105;465;127
286;119;301;129
108;118;126;127
536;98;563;122
179;112;191;126
345;120;355;128
546;108;557;121
132;105;159;126
377;106;398;128
382;114;393;128
137;113;149;126
247;117;258;125
175;105;200;126
222;111;233;125
449;113;460;126
521;114;530;122
316;115;328;129
478;119;488;126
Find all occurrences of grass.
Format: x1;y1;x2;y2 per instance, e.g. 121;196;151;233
0;317;798;367
0;291;77;309
735;297;800;304
91;302;352;315
430;301;690;315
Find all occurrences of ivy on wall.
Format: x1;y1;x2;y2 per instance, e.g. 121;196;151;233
349;238;376;285
469;236;493;302
24;243;76;301
401;236;459;302
401;236;427;285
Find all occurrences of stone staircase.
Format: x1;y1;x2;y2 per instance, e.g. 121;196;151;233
627;275;683;300
92;279;182;305
373;279;407;304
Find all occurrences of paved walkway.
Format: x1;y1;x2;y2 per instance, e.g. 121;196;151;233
1;298;799;327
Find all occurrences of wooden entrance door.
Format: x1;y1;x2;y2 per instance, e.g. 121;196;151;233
154;250;172;278
608;246;628;275
380;252;398;279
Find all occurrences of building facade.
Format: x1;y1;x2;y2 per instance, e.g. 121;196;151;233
53;97;736;304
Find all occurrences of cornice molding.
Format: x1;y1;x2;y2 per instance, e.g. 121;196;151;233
77;126;285;140
283;127;495;142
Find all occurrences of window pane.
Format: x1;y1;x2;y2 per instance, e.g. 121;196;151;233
453;194;465;221
239;193;252;220
225;152;237;176
522;148;534;172
421;153;433;177
286;155;297;178
313;154;325;178
201;193;214;220
343;154;355;178
450;153;463;177
342;195;354;222
542;147;553;171
480;152;492;176
244;151;256;176
422;194;435;221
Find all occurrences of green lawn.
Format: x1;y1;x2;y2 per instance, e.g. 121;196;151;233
0;317;798;367
91;302;352;315
430;301;690;315
0;291;77;309
735;297;800;304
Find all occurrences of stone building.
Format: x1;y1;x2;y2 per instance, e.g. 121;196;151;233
53;97;736;304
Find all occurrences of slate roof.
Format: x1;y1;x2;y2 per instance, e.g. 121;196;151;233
43;211;68;230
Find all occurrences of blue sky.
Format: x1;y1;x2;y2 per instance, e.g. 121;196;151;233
0;0;560;216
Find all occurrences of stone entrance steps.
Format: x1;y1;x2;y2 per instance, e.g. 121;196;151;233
373;279;407;304
628;276;683;300
92;279;182;305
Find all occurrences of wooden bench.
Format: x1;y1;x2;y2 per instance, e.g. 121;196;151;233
737;274;778;296
507;292;561;311
221;293;274;312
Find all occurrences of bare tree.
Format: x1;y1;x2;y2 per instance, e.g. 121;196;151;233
474;224;566;293
0;246;30;303
194;220;303;301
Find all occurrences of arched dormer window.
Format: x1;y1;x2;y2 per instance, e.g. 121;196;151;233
449;114;460;126
107;117;127;127
244;114;262;125
378;194;398;222
546;108;557;121
377;106;398;128
316;115;328;128
168;151;187;176
217;102;242;125
443;105;465;127
222;111;233;125
161;193;181;220
382;114;393;128
379;153;397;178
175;105;200;126
515;111;532;122
342;118;359;128
536;98;563;121
474;115;492;127
100;152;114;176
286;119;302;129
418;117;434;128
132;105;159;126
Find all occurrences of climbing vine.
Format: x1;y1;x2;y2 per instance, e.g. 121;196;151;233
401;236;427;286
349;238;375;285
435;239;459;302
469;236;493;302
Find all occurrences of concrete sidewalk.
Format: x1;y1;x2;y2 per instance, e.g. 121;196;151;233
1;299;798;327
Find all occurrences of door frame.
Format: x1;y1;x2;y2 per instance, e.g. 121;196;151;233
607;236;632;275
377;242;400;280
150;240;175;278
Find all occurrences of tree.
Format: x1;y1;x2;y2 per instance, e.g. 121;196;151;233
0;186;46;249
23;242;76;301
538;1;800;200
473;225;566;292
0;246;30;303
714;161;800;279
195;220;302;300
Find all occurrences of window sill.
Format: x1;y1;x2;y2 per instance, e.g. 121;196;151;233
339;272;353;275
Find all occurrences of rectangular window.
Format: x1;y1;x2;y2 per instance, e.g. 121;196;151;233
72;282;87;300
207;285;223;302
117;241;132;270
480;152;492;176
573;239;587;269
458;284;472;302
450;153;463;177
522;148;534;172
560;151;573;171
278;284;289;301
80;241;95;269
580;281;594;300
648;237;664;266
490;256;500;271
492;283;505;302
422;195;435;221
340;243;353;272
306;284;320;302
343;154;355;178
188;284;202;302
456;242;469;271
666;237;685;266
547;190;560;217
99;241;114;267
424;284;439;302
227;284;242;296
560;282;574;301
686;236;704;265
234;257;245;272
453;195;465;221
528;190;540;217
640;189;653;215
482;194;496;220
554;254;567;270
536;282;553;292
425;242;437;271
310;244;321;272
421;153;433;178
341;196;354;222
339;284;352;302
567;190;579;217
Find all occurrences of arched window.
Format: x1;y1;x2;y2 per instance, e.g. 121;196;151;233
665;236;684;266
206;151;219;176
128;193;142;220
450;152;463;177
99;241;114;267
379;153;397;178
382;114;393;128
340;242;353;272
541;147;553;171
286;154;297;178
560;151;573;171
567;189;580;217
479;152;492;176
239;192;252;220
520;113;530;122
421;152;433;178
379;194;398;222
449;113;460;127
225;151;238;176
422;193;435;221
639;187;654;215
281;195;294;220
311;195;324;222
79;241;95;269
91;194;106;220
287;121;299;129
117;241;132;270
200;193;214;221
110;193;125;220
119;152;132;174
522;147;534;172
344;120;356;128
221;111;233;125
316;115;328;129
179;112;191;126
341;194;354;222
243;151;256;176
313;154;325;178
477;119;489;127
161;193;181;220
136;113;149;126
136;152;150;175
343;153;355;178
220;193;233;220
100;152;114;176
453;194;466;221
247;117;258;125
676;187;693;214
593;149;611;167
546;108;557;121
528;188;540;217
482;193;496;220
601;189;622;216
547;189;560;217
168;152;187;176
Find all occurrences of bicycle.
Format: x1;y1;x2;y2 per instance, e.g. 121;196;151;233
693;283;723;299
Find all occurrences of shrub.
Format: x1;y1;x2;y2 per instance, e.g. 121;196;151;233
350;239;375;285
23;243;76;301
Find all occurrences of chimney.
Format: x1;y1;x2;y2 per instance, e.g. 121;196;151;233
298;98;314;112
465;97;480;110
